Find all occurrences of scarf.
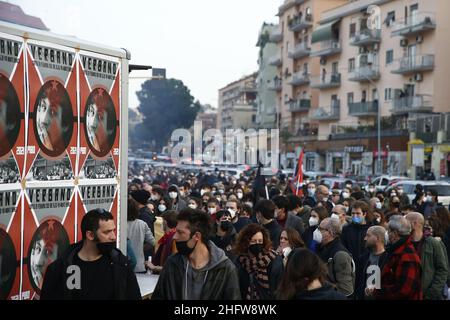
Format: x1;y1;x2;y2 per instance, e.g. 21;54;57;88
239;250;277;300
158;229;176;246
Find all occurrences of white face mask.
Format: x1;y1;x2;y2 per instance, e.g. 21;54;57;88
188;204;197;209
169;192;178;199
236;192;243;199
208;207;216;215
151;194;159;201
313;228;323;243
376;217;381;224
282;246;292;258
426;195;433;202
200;189;206;196
309;217;319;227
342;192;350;199
330;213;340;221
308;188;316;196
158;204;167;212
397;189;403;195
369;188;375;193
375;202;382;209
228;209;237;219
385;231;389;245
219;189;225;194
179;191;185;197
390;193;396;197
216;197;222;202
245;202;253;208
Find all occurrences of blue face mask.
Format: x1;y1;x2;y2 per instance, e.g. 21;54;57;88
352;216;363;224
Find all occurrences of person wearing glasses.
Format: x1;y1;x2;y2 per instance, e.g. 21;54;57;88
234;223;283;300
316;218;355;297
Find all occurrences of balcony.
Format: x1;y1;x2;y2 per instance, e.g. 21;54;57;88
348;65;380;82
330;129;408;140
391;95;433;114
348;101;378;117
350;29;381;46
288;99;311;112
269;27;283;43
310;73;341;89
391;13;436;37
310;40;341;57
268;79;282;91
391;55;434;75
288;42;311;60
290;126;319;142
289;14;313;32
268;52;282;66
289;71;310;86
311;100;340;121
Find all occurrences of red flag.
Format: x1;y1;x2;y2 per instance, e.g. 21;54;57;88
293;149;304;196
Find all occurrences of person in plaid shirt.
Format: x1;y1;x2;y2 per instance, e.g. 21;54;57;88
366;215;423;300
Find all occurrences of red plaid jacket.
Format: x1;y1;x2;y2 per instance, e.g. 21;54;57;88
376;236;423;300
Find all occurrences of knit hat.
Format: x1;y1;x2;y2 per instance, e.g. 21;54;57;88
130;190;150;205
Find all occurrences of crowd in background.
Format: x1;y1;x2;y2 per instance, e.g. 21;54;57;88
126;162;450;300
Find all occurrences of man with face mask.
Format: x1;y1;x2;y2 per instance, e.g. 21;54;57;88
226;199;252;234
152;209;241;300
303;182;317;208
41;209;141;300
210;210;237;262
316;218;355;297
130;190;156;236
254;199;282;250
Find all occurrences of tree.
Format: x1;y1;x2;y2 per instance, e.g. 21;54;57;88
134;78;201;150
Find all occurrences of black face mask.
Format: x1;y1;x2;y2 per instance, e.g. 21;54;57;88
176;238;197;256
220;221;232;232
248;243;264;256
96;241;116;255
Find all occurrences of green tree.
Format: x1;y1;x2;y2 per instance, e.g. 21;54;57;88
134;78;201;150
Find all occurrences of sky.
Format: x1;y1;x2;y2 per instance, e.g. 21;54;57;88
10;0;281;109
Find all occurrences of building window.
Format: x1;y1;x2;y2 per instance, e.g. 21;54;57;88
385;11;396;27
385;88;392;101
348;58;355;72
349;23;356;38
347;92;354;104
386;50;394;65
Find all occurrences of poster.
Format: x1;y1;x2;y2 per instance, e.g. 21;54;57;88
1;25;124;300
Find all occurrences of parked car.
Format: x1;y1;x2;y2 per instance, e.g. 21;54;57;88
364;175;409;192
319;177;356;192
385;180;450;206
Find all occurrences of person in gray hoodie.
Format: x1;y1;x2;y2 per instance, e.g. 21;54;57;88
168;184;187;212
152;208;241;300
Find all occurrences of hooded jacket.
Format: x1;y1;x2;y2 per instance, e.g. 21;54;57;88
151;241;241;300
40;242;141;300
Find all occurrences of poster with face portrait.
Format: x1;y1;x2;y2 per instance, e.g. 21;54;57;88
24;40;77;183
20;183;75;299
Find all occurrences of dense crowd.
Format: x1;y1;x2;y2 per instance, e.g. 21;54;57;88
124;164;450;300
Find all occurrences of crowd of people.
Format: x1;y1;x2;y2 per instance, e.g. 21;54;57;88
123;164;450;300
84;162;116;179
0;164;20;184
32;162;73;181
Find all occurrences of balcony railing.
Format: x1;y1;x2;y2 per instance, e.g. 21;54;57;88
330;129;408;140
289;14;313;32
289;71;310;86
311;100;340;121
350;28;381;46
269;27;283;43
310;40;341;57
268;52;282;66
290;126;319;142
391;55;434;75
288;42;311;59
391;95;433;114
348;66;380;82
268;79;282;91
392;12;436;37
348;101;378;117
310;73;341;89
288;99;311;112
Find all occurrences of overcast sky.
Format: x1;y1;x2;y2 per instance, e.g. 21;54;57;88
10;0;280;109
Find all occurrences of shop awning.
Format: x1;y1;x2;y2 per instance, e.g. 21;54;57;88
311;19;340;43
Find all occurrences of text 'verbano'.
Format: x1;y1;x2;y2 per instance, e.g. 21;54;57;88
80;185;116;205
27;188;73;210
29;44;74;71
0;38;22;63
0;190;20;214
81;55;117;80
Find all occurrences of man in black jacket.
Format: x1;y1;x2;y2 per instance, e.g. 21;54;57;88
254;199;282;250
152;208;241;300
272;195;305;236
40;209;141;300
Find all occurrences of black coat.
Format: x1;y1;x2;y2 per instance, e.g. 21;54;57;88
236;254;284;300
263;220;282;249
40;242;141;300
341;222;371;268
294;283;347;300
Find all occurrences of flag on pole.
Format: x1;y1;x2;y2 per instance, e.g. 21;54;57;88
253;161;266;201
291;149;304;197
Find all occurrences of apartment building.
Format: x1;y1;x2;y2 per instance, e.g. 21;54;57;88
217;73;257;132
255;23;279;129
270;0;450;176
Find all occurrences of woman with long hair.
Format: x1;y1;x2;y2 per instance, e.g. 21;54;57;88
277;248;347;300
234;224;283;300
276;228;305;266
